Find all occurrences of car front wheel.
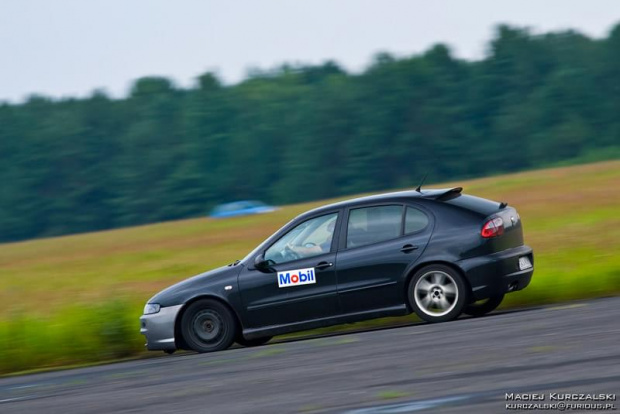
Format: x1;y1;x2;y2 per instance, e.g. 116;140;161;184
463;294;504;317
181;299;237;353
408;265;467;323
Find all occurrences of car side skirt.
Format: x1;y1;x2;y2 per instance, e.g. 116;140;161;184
242;304;409;339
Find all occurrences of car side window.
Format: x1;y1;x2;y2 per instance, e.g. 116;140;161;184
264;213;338;264
405;206;429;234
346;205;403;248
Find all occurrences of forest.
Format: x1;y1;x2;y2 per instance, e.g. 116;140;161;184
0;24;619;242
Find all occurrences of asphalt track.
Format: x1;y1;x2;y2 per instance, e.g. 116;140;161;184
1;297;619;413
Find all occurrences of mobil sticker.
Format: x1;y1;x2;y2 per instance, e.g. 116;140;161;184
277;268;316;288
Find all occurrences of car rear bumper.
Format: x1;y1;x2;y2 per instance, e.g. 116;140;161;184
139;304;182;351
458;245;534;301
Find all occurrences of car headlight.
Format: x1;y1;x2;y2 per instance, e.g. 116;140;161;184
143;303;161;315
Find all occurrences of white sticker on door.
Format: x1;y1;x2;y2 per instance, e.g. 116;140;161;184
277;268;316;288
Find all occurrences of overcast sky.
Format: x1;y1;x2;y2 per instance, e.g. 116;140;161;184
1;0;619;103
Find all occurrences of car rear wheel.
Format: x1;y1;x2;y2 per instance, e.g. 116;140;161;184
181;299;237;353
463;294;504;317
408;265;467;323
236;336;273;347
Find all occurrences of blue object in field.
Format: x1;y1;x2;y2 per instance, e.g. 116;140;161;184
209;200;277;218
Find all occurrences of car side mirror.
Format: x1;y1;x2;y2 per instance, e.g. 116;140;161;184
254;254;275;272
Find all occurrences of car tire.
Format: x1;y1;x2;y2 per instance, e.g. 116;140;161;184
463;294;504;317
408;265;467;323
236;336;273;347
181;299;237;353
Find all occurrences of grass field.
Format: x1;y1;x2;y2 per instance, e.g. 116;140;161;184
1;160;619;374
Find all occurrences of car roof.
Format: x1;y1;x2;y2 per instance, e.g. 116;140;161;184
302;188;462;217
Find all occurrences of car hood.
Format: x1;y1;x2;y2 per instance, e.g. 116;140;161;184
148;264;241;307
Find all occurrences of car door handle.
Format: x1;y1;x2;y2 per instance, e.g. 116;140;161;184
400;244;419;253
315;261;333;270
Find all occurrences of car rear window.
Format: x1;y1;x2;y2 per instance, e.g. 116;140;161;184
405;207;429;234
443;194;501;216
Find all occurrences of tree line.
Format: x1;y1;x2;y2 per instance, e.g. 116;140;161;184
1;24;619;242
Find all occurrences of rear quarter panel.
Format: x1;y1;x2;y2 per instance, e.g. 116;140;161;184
417;200;487;263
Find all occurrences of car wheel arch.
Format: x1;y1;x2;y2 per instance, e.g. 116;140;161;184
402;260;472;311
174;295;243;350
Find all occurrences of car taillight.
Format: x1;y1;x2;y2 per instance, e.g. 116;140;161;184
481;217;504;238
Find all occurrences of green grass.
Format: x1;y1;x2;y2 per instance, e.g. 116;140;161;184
0;160;619;375
0;301;144;374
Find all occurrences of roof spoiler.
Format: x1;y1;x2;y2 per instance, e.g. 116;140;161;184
420;187;463;201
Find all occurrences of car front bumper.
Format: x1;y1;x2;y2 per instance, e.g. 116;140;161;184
459;245;534;301
139;304;183;351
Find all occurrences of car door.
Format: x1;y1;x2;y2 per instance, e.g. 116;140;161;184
238;211;341;328
335;203;433;313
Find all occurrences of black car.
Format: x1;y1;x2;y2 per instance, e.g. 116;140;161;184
140;187;533;353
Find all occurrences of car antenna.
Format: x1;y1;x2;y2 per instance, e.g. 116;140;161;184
415;171;429;193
